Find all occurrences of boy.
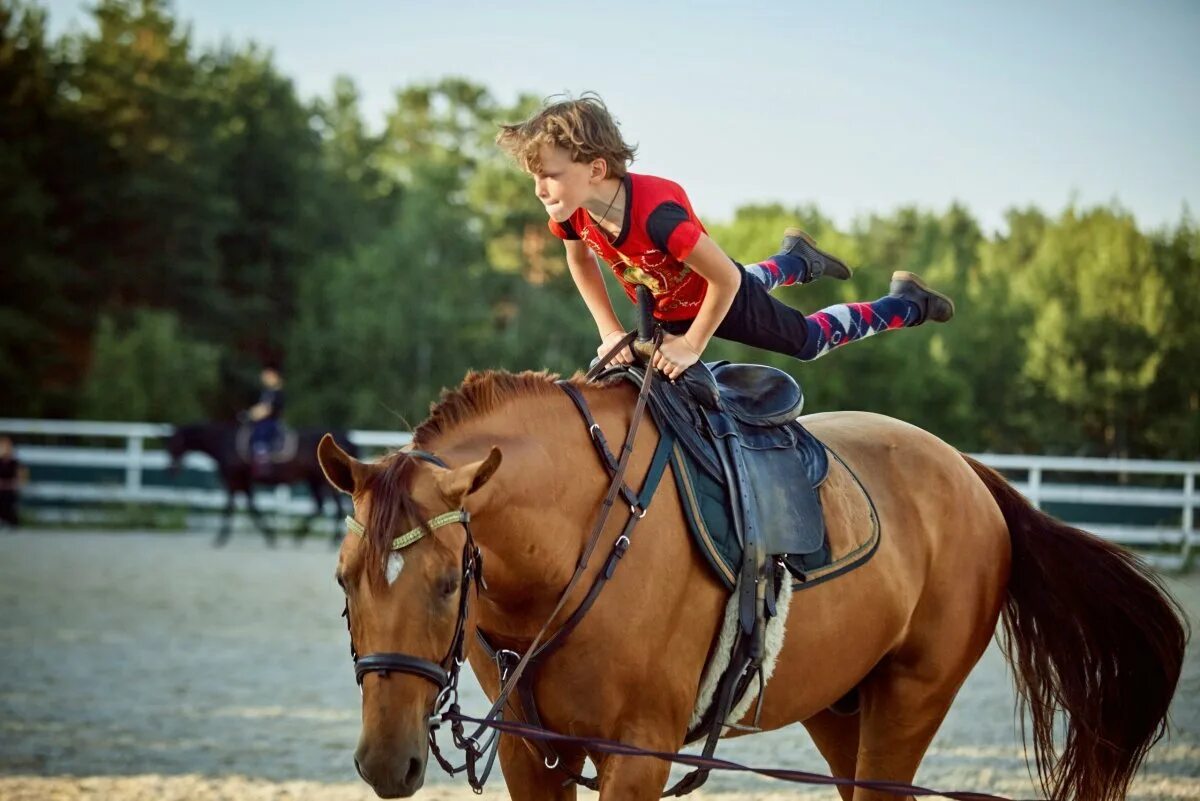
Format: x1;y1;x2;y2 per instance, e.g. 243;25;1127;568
246;366;285;474
496;94;953;380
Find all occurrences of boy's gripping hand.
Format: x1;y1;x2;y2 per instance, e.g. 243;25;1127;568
652;333;702;380
597;329;636;366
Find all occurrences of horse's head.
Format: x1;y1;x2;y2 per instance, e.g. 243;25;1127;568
317;433;502;798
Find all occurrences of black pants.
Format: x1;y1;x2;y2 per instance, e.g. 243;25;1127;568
660;264;811;358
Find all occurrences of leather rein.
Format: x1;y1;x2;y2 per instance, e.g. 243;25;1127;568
342;329;665;791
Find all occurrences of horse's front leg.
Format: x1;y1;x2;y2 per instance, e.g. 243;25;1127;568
497;733;585;801
594;722;681;801
214;484;236;547
295;477;323;543
244;485;277;547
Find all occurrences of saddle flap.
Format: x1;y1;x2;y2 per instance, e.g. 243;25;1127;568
739;443;825;557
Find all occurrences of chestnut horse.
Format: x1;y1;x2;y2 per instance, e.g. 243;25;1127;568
318;370;1185;801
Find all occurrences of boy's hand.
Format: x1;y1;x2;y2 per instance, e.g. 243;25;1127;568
652;334;702;380
597;330;635;366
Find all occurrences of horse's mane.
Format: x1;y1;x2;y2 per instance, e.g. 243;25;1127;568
360;452;426;579
360;369;587;576
413;369;575;447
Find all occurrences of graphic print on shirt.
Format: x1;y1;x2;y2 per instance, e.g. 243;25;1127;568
549;173;709;321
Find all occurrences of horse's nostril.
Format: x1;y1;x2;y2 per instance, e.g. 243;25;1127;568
404;756;422;787
354;755;366;782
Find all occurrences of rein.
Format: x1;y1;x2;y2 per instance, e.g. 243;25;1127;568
340;337;1035;800
342;329;666;791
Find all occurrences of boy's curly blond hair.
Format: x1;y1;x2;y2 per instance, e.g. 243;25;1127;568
496;92;636;178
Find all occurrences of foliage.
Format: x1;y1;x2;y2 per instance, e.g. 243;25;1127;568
81;309;219;421
1;0;1196;458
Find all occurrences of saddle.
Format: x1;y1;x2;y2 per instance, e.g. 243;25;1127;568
604;359;836;778
472;353;874;795
611;360;830;586
236;423;298;465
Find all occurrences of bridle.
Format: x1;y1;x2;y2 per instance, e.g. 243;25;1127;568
341;329;667;791
341;448;479;702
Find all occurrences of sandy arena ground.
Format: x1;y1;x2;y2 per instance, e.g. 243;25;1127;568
1;529;1197;800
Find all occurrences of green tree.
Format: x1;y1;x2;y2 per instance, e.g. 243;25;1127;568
1015;205;1170;456
81;310;219;422
1142;216;1200;459
0;1;73;415
201;44;325;375
286;161;493;427
61;0;228;318
310;75;401;251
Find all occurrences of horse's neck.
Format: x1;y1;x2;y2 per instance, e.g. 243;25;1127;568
452;385;639;644
191;425;233;460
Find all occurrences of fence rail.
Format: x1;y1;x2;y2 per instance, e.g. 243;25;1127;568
2;418;1195;570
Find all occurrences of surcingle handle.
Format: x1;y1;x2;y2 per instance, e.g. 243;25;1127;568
633;285;659;361
636;285;655;342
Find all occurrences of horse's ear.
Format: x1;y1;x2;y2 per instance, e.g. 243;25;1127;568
435;447;502;506
317;433;363;495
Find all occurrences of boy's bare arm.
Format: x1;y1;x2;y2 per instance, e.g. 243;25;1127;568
680;234;740;352
564;240;625;338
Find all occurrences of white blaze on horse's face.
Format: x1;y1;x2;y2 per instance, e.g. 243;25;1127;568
385;552;405;585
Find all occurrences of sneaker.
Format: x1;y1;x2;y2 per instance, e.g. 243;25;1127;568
888;271;955;323
781;227;853;281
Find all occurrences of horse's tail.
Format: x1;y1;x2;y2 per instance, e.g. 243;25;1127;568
962;455;1187;801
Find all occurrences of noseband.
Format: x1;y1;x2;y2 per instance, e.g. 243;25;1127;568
341;449;480;695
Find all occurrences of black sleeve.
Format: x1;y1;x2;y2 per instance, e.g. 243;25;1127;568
559;218;581;239
646;202;690;254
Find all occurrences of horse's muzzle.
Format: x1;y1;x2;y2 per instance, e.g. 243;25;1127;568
355;739;427;798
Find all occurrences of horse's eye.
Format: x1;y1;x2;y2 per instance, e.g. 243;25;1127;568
336;573;347;591
440;575;460;598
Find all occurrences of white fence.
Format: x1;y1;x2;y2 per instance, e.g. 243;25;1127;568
0;419;411;528
2;418;1195;570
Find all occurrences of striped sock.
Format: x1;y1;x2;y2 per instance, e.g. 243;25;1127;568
745;252;809;291
797;296;921;361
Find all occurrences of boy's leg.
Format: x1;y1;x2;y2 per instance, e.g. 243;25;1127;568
0;491;17;527
705;266;952;362
745;228;852;290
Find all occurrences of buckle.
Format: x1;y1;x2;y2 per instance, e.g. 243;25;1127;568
495;648;521;680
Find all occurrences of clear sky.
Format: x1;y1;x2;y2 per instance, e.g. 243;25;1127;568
42;0;1199;234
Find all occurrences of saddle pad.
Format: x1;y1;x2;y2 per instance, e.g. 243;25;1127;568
688;576;793;737
236;425;299;464
673;443;880;592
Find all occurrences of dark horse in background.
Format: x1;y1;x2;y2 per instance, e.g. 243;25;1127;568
166;423;359;546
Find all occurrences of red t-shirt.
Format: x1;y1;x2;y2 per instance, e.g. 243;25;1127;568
548;172;709;321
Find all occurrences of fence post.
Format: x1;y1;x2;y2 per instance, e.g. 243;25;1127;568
1183;471;1195;570
125;435;143;496
1027;465;1042;510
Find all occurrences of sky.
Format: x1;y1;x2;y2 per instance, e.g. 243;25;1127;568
42;0;1200;234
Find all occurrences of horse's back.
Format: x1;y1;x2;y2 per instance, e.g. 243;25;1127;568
802;410;1005;531
802;408;1009;569
739;410;1012;727
802;410;1009;654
